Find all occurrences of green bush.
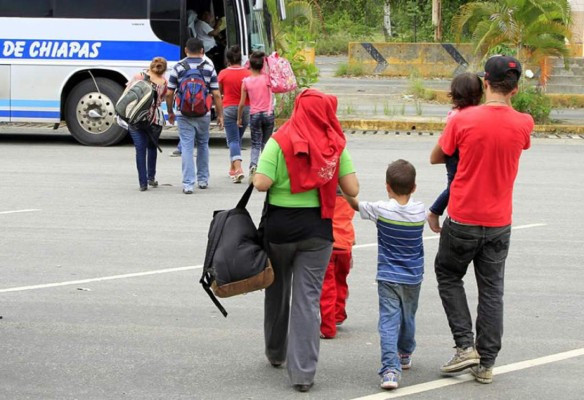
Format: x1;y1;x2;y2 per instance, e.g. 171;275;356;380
512;86;552;124
315;34;349;55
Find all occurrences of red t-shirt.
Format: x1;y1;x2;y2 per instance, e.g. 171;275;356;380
439;105;533;226
218;66;251;107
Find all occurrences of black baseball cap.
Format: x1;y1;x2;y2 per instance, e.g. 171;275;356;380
479;55;522;82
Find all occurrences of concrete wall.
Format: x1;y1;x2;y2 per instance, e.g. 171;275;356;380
571;0;584;44
348;43;477;78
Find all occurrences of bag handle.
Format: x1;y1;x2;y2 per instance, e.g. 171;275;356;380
236;183;255;209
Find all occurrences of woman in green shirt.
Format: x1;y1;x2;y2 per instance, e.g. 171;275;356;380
253;90;359;393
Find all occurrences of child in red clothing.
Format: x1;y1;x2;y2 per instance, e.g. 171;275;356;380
319;188;356;339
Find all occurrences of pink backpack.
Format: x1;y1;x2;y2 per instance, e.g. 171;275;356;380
264;52;297;93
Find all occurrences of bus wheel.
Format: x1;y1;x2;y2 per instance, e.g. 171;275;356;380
65;78;126;146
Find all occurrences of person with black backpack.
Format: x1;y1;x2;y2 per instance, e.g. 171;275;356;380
165;38;224;194
123;57;168;192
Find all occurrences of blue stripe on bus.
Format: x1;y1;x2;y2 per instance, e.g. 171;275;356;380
1;39;179;61
0;110;60;118
0;100;61;108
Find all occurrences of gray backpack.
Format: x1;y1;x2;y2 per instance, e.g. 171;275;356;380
115;73;157;125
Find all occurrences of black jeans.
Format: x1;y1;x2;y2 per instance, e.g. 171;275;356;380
434;218;511;368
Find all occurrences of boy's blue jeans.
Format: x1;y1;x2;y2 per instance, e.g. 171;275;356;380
377;280;421;375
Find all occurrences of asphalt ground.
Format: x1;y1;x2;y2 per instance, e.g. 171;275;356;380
1;132;583;400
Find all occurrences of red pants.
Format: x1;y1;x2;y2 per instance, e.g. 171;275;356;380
319;250;352;338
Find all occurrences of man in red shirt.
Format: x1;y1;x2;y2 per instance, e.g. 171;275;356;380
429;55;533;384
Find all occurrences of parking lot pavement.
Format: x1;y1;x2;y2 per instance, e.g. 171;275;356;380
1;133;583;399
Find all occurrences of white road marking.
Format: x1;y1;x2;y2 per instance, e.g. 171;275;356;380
0;265;203;293
350;348;584;399
0;209;41;215
0;223;547;294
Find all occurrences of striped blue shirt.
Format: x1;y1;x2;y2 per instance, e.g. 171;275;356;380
359;199;426;284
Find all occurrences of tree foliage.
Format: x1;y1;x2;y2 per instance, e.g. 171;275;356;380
452;0;572;65
317;0;479;42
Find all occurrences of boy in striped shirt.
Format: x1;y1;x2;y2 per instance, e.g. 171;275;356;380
344;159;426;390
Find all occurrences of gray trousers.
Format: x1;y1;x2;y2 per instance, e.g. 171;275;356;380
265;238;332;385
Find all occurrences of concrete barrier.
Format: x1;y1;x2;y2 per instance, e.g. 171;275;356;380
348;42;477;77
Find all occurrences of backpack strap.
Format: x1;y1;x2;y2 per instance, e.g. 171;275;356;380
178;59;210;91
200;210;230;317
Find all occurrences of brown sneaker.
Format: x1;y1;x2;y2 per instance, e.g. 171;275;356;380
470;365;493;384
440;346;480;373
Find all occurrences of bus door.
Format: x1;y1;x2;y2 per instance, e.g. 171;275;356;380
0;65;9;122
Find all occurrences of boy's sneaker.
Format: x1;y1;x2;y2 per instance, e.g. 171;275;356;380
170;150;181;157
399;353;412;370
440;346;480;373
470;365;493;384
380;370;400;390
148;179;158;187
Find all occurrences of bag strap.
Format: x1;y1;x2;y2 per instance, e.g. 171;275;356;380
199;210;230;317
178;60;210;91
236;183;255;209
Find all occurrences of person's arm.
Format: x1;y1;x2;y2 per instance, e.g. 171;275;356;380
343;193;359;211
165;88;176;125
430;142;446;164
212;89;223;128
253;173;273;192
339;172;359;198
237;84;248;127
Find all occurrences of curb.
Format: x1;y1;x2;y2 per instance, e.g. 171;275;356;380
276;118;584;137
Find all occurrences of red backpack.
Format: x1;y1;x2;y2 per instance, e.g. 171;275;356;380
175;60;212;117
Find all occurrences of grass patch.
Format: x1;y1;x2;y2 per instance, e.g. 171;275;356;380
335;62;366;77
407;73;437;101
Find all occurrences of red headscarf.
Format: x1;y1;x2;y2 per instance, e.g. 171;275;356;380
273;89;346;219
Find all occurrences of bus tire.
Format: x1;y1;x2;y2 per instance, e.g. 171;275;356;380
65;78;126;146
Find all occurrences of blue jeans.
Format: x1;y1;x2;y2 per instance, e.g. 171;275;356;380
129;125;161;188
249;111;275;168
430;151;459;216
177;115;210;189
377;280;421;375
434;218;511;368
224;105;249;162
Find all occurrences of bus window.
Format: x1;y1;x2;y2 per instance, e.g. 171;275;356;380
151;0;180;20
150;20;181;46
245;0;270;52
0;0;53;17
150;0;181;47
224;0;239;49
54;0;147;19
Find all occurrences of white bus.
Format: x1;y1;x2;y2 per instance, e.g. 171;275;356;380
0;0;282;146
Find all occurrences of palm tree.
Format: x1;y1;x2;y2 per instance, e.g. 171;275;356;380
452;0;572;78
266;0;322;53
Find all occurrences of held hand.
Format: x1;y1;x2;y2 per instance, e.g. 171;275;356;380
237;119;243;127
168;113;176;125
217;116;224;129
